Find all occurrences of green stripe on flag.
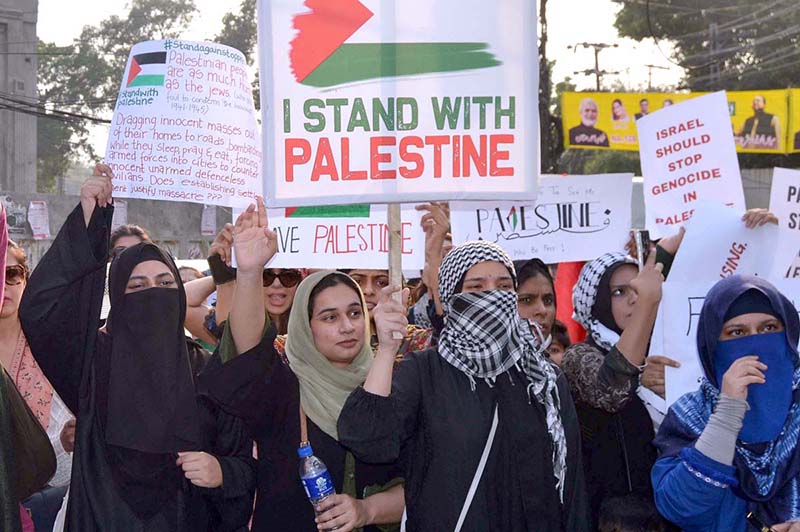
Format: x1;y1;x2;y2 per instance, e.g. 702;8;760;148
287;205;371;218
302;43;501;88
129;74;165;87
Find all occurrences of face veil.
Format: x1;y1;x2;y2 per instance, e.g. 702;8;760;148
105;243;200;454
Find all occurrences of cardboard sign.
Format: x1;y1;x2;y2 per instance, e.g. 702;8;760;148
233;204;425;269
669;202;796;282
638;91;745;239
663;279;800;406
258;0;539;207
768;167;800;278
105;40;262;207
27;201;50;240
449;173;632;263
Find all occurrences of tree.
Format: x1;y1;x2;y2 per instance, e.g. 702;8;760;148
215;0;260;110
36;0;197;190
612;1;800;91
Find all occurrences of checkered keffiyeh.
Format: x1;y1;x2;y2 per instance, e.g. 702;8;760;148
437;240;568;501
573;252;637;352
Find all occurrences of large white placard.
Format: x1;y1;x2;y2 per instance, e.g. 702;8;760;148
669;202;796;282
638;91;745;239
259;0;539;207
769;167;800;278
449;174;632;263
105;40;262;207
233;204;425;270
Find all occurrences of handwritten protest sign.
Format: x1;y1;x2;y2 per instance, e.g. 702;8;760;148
663;278;800;406
449;173;632;263
768;167;800;278
233;204;425;269
638;91;745;239
106;40;262;207
258;0;538;207
669;202;796;282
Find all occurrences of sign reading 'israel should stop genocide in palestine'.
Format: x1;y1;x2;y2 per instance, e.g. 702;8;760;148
258;0;539;207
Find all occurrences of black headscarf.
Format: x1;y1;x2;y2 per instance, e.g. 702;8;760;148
105;243;200;453
591;262;631;335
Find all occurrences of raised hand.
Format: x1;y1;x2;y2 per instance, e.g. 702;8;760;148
80;163;114;227
373;284;410;356
233;196;278;275
641;355;681;399
209;223;235;267
742;208;778;228
629;247;664;306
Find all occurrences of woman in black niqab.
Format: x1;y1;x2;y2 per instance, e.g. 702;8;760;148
19;167;255;532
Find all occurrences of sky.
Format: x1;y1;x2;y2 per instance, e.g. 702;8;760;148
36;0;686;154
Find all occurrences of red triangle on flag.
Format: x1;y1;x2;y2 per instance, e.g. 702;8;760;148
127;58;142;86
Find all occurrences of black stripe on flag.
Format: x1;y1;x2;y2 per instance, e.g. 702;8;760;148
134;52;167;65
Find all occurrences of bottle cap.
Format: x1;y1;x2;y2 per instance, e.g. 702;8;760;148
298;444;314;458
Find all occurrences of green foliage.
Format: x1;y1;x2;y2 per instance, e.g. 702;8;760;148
36;0;197;189
611;1;800;91
557;149;641;175
216;0;257;65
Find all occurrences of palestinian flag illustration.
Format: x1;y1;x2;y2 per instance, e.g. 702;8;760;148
290;0;501;88
285;204;371;218
126;51;167;87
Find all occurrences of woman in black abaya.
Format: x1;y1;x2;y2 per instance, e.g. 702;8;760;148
18;165;255;531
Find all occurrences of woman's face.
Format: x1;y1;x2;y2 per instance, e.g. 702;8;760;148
461;261;515;293
262;268;300;318
609;264;639;332
309;283;366;368
517;273;556;337
112;235;144;258
718;312;784;341
546;341;565;366
125;260;177;294
1;250;25;320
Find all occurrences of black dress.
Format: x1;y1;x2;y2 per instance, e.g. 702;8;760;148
19;205;256;532
198;329;401;532
337;348;590;532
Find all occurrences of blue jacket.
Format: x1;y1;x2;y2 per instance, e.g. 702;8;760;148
652;450;747;532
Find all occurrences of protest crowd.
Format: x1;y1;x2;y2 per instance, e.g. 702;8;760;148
6;2;800;531
2;161;800;532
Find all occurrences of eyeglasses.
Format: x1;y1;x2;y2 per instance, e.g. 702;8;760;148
5;265;27;286
262;269;301;288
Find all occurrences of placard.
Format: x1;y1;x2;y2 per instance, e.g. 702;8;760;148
111;199;129;232
27;201;51;240
201;205;217;236
234;204;425;269
638;91;745;239
449;173;632;263
669;201;796;282
768;167;800;278
105;40;262;207
259;0;539;207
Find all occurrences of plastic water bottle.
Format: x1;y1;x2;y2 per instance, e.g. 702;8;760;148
298;444;339;530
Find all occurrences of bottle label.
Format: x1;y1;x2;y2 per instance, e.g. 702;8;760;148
301;471;335;500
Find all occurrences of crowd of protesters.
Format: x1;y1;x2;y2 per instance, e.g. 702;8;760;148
2;163;800;532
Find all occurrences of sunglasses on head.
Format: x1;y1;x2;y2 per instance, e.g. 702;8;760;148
262;269;301;288
5;265;27;286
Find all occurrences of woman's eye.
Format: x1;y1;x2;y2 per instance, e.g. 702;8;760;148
350;310;363;319
612;288;624;297
518;296;531;305
762;324;777;332
544;295;554;305
160;279;175;287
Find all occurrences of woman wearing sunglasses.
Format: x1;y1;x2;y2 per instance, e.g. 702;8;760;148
1;240;75;531
206;223;303;336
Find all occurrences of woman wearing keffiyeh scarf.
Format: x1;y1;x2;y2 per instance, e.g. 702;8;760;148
653;275;800;532
339;240;590;532
561;250;665;527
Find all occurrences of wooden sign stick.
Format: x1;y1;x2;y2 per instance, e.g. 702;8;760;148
387;203;404;340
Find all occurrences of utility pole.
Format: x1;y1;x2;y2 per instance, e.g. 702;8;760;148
644;64;669;91
708;22;721;89
569;42;619;90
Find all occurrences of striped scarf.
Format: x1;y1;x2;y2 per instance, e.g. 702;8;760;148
437;240;567;501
